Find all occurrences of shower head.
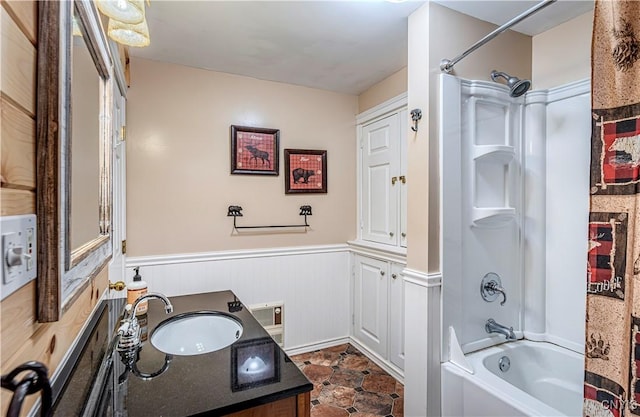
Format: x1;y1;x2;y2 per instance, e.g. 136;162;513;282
490;70;531;97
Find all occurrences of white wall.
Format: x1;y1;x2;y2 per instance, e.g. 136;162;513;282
532;11;592;90
125;245;351;351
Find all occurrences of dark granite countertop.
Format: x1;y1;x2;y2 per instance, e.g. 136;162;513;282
52;290;312;417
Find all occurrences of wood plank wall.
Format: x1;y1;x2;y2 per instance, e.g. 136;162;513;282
1;2;108;415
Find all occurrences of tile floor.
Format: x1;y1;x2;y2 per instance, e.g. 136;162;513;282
290;344;404;417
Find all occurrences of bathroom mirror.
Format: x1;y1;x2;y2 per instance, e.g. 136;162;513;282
37;0;113;322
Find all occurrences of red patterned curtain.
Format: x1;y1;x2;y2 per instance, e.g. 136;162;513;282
585;1;640;416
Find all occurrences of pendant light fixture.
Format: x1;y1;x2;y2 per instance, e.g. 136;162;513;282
96;0;145;24
108;17;150;47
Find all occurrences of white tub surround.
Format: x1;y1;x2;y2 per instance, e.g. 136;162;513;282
443;340;583;417
530;79;590;354
440;74;525;358
440;74;590;416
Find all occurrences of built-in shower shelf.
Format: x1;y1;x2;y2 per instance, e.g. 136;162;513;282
473;145;515;164
471;207;516;227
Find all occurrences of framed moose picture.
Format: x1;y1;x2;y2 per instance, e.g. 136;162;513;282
230;125;279;175
284;149;327;194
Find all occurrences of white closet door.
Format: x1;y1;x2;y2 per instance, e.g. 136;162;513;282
361;113;399;246
398;109;408;248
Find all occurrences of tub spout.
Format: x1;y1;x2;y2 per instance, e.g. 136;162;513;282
485;318;516;341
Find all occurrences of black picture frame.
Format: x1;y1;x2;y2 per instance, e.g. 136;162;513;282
230;125;279;175
284;149;327;194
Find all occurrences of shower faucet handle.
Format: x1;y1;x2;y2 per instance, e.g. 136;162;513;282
480;272;507;306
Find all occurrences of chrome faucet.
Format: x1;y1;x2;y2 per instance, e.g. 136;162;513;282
132;292;173;316
485;318;516;341
117;292;173;352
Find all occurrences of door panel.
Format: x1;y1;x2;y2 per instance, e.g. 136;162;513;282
353;255;388;358
361;114;399;245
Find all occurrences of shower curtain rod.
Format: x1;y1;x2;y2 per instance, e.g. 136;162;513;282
440;0;557;73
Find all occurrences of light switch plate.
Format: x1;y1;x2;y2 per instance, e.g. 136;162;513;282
1;215;37;301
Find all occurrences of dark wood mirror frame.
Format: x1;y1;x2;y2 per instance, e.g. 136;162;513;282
37;0;113;322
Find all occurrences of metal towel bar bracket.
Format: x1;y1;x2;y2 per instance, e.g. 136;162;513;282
227;205;312;230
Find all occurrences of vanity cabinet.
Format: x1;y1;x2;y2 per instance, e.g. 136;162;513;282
358;104;408;249
352;254;405;371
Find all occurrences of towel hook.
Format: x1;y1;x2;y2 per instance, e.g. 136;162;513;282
410;108;422;132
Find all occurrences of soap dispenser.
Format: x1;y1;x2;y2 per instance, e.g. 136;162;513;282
127;267;148;316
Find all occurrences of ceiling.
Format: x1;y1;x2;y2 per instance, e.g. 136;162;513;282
433;0;593;36
130;1;593;95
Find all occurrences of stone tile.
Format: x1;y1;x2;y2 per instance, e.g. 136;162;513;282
298;344;403;416
303;364;334;385
308;350;342;367
329;368;364;389
324;343;350;353
291;351;315;364
310;404;349;417
362;373;397;394
317;384;356;408
353;391;393;415
393;397;404;417
310;383;323;400
339;353;370;371
366;361;388;375
346;344;365;355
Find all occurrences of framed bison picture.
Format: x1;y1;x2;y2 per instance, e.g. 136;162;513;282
284;149;327;194
230;125;279;175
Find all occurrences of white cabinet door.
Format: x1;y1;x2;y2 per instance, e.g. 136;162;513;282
353;255;389;358
398;109;408;248
361;114;399;246
388;263;405;370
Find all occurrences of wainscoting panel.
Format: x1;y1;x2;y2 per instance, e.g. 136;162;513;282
125;245;351;351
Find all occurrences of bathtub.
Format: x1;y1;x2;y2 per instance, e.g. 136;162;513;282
442;340;584;416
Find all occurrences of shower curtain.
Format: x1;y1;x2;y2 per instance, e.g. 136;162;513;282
585;1;640;416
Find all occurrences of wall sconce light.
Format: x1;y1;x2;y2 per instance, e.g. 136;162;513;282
108;17;150;47
97;0;145;24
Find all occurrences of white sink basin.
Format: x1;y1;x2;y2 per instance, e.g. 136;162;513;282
150;311;243;356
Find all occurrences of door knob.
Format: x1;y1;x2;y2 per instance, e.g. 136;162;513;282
391;176;398;185
401;232;406;238
109;281;126;291
392;273;397;280
380;271;385;276
399;175;406;184
389;232;394;237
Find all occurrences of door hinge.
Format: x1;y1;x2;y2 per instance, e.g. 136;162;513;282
121;126;126;141
122;239;127;254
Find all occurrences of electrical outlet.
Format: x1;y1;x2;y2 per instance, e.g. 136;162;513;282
1;215;37;300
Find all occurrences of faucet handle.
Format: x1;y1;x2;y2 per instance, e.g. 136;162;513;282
486;281;507;306
480;272;507;306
